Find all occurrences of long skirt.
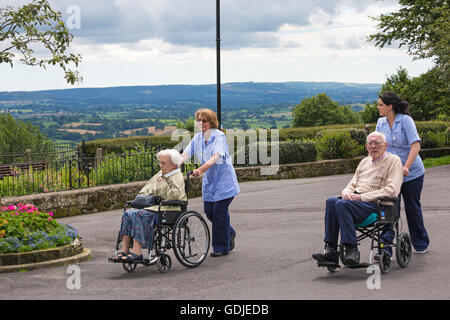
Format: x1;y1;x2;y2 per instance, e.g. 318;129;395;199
119;209;157;249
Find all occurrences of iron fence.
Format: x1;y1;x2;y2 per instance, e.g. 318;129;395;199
0;146;198;198
0;143;78;165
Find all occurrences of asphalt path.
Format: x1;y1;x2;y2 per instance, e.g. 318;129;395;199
1;165;449;300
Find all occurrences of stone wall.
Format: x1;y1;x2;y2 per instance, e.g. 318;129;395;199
1;147;449;218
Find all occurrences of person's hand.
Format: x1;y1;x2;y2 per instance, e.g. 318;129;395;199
342;193;361;201
403;166;410;176
341;193;351;200
191;169;201;177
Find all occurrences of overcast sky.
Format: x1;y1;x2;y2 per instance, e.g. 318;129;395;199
0;0;434;92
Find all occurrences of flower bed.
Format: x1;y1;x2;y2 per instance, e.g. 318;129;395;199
0;203;79;254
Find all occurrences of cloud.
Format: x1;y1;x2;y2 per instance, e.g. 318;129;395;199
10;0;390;50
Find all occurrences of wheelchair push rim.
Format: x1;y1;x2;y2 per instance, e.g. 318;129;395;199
172;211;210;268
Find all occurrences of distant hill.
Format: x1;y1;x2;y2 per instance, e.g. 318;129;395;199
0;81;380;109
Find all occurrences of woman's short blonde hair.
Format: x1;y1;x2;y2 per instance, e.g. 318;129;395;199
195;108;219;129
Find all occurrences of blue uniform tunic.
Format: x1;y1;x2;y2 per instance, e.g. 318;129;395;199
376;113;425;183
185;129;240;201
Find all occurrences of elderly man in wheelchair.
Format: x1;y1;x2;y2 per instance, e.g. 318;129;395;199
312;132;411;273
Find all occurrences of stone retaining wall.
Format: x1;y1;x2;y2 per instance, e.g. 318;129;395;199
0;241;84;266
1;148;449;218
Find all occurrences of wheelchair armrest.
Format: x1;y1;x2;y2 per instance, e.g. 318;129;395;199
377;197;399;206
160;200;188;206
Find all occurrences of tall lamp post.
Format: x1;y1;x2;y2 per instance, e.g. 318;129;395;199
216;0;222;129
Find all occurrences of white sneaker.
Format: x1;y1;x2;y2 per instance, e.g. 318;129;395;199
415;248;428;254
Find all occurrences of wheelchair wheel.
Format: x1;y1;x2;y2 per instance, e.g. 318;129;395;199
157;254;172;273
396;232;412;268
172;211;210;268
379;251;391;274
122;262;137;273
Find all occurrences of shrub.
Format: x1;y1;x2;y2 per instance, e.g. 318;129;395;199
234;140;317;166
446;128;450;147
0;203;79;254
317;130;363;160
83;135;181;156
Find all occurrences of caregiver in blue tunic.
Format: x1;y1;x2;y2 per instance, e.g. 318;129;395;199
376;91;430;254
182;108;240;257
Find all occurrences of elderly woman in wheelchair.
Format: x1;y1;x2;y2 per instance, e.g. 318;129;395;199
108;149;210;273
313;132;413;273
109;149;187;263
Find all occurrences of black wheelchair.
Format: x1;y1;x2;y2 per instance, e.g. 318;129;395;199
108;172;210;273
317;197;413;274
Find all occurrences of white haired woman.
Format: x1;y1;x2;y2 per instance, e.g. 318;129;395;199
110;149;187;262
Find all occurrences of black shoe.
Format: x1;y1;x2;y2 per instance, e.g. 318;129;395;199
343;247;360;265
312;247;339;264
230;233;236;251
210;251;229;257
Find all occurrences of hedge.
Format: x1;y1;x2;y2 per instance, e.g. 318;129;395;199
234;140;317;166
81;121;450;161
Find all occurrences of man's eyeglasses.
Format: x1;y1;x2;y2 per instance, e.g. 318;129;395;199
366;141;384;146
196;119;209;123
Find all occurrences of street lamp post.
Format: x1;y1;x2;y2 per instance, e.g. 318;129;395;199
216;0;222;129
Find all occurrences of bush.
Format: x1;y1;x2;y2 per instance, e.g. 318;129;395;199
0;203;79;254
317;130;363;160
83;135;182;156
446;128;450;147
416;121;449;148
234;140;317;166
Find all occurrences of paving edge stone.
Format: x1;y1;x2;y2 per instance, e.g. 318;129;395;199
0;248;92;273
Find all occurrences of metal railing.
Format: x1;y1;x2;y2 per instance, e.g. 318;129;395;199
0;146;199;198
0;143;78;165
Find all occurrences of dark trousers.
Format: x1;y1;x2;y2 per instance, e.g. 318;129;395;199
324;197;379;246
400;175;429;251
381;174;430;253
204;197;235;253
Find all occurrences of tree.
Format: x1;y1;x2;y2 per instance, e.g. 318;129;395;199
359;102;379;124
292;93;361;127
368;0;449;91
0;113;53;159
0;0;82;84
379;66;450;120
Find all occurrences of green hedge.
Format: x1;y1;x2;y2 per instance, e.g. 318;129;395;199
416;121;449;148
316;130;364;160
82;121;450;161
234;140;317;166
83;135;185;156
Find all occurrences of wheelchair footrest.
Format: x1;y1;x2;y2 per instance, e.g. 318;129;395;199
317;261;340;268
345;262;371;269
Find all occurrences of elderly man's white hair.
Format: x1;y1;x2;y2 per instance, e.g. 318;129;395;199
367;131;387;143
156;149;183;167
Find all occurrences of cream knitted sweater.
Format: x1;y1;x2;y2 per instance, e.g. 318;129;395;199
342;152;404;202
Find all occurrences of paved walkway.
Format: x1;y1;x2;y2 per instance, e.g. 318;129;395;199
1;165;449;300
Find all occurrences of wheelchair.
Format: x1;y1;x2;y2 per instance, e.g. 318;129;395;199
108;172;211;273
317;197;413;274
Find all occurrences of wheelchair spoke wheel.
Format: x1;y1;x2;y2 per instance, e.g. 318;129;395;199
122;262;137;273
379;251;391;274
157;254;172;273
172;211;210;268
396;232;412;268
